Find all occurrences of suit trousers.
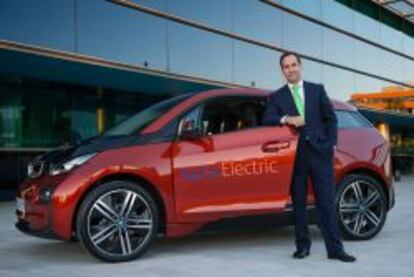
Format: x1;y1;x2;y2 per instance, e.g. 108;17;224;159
290;132;344;255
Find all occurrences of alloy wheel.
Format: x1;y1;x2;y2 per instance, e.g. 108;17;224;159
86;189;153;257
339;180;385;238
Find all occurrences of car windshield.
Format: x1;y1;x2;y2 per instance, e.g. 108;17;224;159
102;93;194;137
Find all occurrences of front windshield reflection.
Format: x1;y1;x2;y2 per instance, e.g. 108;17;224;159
102;93;195;137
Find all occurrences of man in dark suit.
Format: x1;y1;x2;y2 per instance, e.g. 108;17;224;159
262;52;356;262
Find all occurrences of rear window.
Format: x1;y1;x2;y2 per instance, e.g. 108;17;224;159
335;110;372;129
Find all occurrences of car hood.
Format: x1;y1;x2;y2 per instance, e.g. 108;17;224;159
37;135;141;164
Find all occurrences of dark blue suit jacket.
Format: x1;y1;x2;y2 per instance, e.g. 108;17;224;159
261;80;338;154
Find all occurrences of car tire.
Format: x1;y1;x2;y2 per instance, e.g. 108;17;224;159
76;180;159;262
335;174;387;240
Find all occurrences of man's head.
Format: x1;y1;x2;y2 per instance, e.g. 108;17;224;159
279;52;302;84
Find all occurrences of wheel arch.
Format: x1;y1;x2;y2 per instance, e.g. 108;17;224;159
71;173;167;238
337;167;390;208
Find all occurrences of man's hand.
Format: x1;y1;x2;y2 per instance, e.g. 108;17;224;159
285;115;305;127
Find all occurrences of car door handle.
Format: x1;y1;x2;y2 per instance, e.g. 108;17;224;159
262;141;291;153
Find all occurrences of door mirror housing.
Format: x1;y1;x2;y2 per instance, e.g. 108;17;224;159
179;118;203;139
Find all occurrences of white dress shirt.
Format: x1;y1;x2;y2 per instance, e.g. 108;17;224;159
280;79;305;124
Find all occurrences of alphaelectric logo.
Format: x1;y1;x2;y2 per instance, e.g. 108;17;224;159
178;158;278;181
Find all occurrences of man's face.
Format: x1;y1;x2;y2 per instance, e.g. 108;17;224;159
281;55;302;84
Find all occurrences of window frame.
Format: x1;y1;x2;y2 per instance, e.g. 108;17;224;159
335;109;373;129
176;94;268;139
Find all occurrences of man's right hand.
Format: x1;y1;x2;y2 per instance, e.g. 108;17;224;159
285;115;304;127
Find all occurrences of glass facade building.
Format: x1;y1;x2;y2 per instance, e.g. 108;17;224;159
0;0;413;195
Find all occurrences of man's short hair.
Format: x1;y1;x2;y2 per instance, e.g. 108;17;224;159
279;51;301;68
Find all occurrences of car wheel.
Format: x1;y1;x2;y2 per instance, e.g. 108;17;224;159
335;174;387;240
76;180;159;262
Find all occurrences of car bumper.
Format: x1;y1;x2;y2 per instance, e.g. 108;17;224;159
15;173;71;240
15;217;58;240
14;195;59;240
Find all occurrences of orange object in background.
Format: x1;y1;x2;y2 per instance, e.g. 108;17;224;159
351;86;414;114
351;85;414;179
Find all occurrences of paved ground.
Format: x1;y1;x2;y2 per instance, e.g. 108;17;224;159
1;176;413;277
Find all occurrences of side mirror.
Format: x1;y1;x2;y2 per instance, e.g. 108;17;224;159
180;118;203;139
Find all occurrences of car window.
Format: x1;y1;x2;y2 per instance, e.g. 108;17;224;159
200;96;266;136
335;110;372;129
102;93;194;137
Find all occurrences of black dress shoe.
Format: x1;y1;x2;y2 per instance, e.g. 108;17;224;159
328;251;356;262
292;248;310;259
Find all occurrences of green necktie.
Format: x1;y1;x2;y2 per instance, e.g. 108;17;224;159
292;84;305;120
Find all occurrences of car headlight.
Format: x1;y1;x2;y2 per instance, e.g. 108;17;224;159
49;153;97;176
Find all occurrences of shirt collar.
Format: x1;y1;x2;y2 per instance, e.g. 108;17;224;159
287;79;303;90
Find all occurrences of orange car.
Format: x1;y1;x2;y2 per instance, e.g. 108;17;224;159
16;88;395;262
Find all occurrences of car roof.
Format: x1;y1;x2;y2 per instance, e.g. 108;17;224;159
194;88;357;111
142;87;356;134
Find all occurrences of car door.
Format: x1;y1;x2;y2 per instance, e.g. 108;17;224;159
171;95;298;222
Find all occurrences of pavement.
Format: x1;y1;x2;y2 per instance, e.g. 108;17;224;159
0;176;413;277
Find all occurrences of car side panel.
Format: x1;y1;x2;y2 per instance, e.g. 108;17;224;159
172;126;299;222
50;142;175;239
